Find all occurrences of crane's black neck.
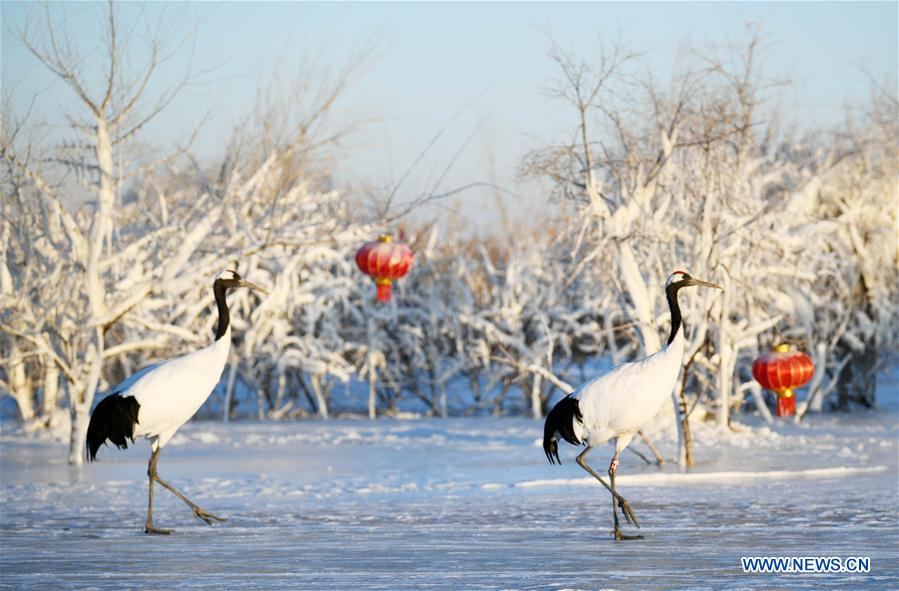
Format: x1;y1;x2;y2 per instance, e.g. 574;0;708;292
665;283;684;346
213;279;230;341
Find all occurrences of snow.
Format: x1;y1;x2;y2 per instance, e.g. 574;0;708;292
2;375;897;590
512;465;888;489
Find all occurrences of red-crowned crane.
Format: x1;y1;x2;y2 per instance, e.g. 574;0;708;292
542;270;722;540
86;269;266;534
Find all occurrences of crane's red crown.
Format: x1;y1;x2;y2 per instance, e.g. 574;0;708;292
666;270;690;286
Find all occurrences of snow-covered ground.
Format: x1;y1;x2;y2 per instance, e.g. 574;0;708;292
2;376;897;590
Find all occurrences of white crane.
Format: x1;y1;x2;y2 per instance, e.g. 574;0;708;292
87;269;266;534
542;270;721;540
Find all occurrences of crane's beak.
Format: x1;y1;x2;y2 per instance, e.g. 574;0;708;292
690;278;723;290
239;279;269;295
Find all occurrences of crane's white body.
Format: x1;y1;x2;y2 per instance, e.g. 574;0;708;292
542;271;719;539
572;325;685;448
120;325;231;450
86;269;265;533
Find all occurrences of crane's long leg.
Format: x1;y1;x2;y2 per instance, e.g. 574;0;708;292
148;448;226;527
145;448;172;534
576;446;639;534
609;451;622;538
610;443;643;541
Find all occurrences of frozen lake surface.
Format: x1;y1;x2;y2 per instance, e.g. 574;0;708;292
2;407;897;590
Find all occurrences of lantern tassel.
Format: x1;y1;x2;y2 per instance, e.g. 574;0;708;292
776;388;796;417
376;280;393;302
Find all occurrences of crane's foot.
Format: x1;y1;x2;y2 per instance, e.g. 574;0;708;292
145;525;174;535
612;526;644;541
618;497;639;528
193;507;227;525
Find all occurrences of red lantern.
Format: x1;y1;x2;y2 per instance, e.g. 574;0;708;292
752;344;814;417
355;234;414;302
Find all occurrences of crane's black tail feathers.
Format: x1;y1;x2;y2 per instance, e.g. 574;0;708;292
543;395;584;465
86;394;140;461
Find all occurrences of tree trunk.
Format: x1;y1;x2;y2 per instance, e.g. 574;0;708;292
469;372;481;406
807;342;828;414
257;383;266;419
674;382;693;467
530;373;543;419
716;279;733;427
368;372;377;420
9;354;35;422
68;335;103;465
272;369;283;413
42;358;60;418
493;379;511;416
310;373;329;419
67;115;115;464
68;402;90;465
86;117;114;315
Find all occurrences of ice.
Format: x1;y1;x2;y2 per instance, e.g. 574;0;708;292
2;399;897;589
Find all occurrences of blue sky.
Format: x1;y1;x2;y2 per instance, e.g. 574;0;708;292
3;2;896;229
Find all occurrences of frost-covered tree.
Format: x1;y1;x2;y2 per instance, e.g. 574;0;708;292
1;1;200;462
521;27;898;464
0;1;373;460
